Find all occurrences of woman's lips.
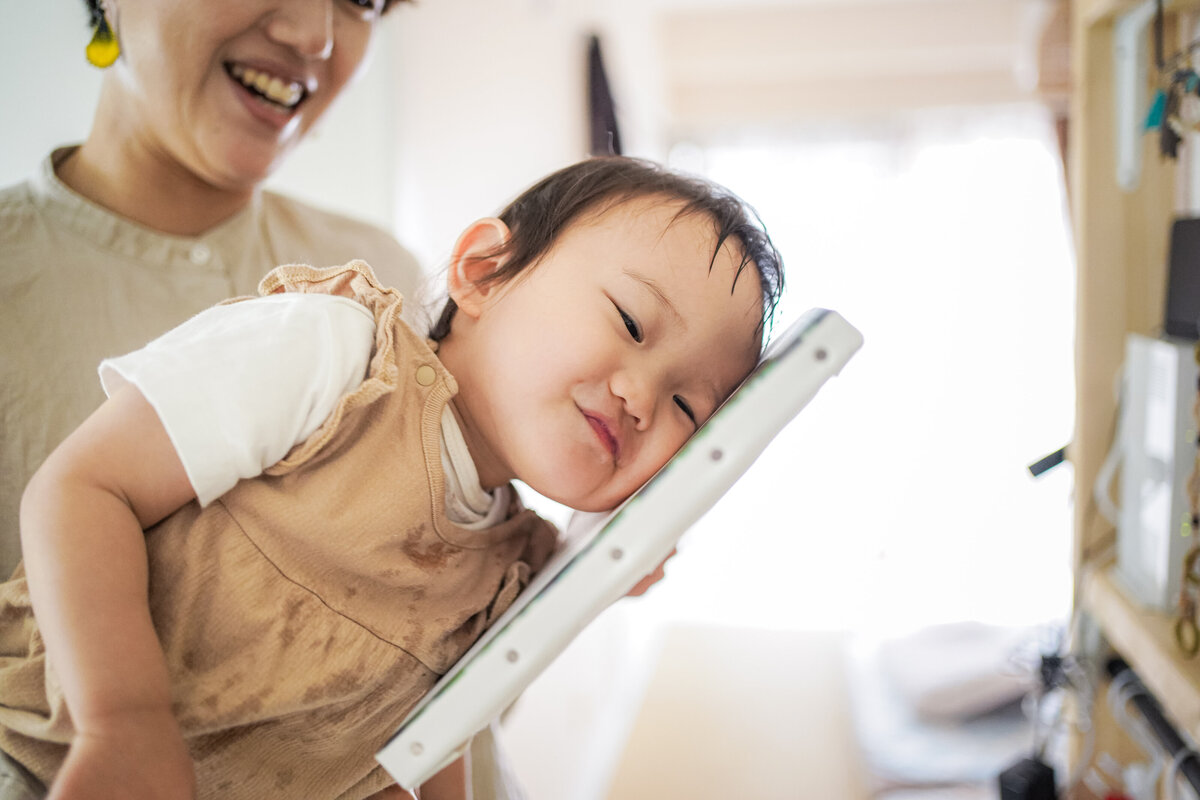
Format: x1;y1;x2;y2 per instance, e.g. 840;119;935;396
585;414;620;462
227;63;306;108
223;61;309;129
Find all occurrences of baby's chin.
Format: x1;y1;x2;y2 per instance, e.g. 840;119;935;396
522;459;659;514
533;484;631;516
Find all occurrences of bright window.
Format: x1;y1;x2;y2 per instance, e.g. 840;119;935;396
643;104;1078;635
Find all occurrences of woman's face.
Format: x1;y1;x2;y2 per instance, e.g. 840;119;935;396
105;0;386;190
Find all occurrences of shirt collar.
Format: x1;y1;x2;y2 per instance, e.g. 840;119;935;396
32;146;265;273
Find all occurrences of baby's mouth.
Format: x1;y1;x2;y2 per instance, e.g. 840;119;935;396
226;63;306;111
585;414;620;462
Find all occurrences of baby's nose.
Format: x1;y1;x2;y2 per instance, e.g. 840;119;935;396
611;369;655;431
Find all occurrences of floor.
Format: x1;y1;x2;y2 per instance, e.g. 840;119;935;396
603;624;870;800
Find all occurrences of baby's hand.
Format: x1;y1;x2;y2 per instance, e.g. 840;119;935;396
625;548;677;598
49;707;195;800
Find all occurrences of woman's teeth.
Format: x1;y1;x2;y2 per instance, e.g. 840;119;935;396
229;64;303;110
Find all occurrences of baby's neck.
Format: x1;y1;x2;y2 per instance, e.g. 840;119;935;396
437;333;512;492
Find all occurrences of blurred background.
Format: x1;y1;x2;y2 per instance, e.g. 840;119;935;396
4;1;1076;797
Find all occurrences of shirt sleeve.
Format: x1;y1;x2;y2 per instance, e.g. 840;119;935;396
99;293;376;506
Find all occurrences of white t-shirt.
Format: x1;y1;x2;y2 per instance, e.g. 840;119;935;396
99;294;505;525
100;294;375;507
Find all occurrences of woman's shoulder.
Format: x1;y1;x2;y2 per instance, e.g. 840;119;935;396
258;191;424;294
0;178;40;235
0;148;75;230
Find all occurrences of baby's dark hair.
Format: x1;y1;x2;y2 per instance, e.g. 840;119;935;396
429;156;784;346
82;0;410;27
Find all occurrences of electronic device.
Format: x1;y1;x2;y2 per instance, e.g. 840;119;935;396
1113;0;1157;191
1165;217;1200;341
1115;332;1199;611
376;308;863;788
998;757;1057;800
1108;0;1156;191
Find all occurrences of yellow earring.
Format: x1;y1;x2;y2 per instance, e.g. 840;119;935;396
86;17;119;68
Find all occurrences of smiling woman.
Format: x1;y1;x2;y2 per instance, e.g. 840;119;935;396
0;0;425;586
70;0;392;224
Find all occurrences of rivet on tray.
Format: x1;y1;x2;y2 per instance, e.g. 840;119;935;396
506;649;520;663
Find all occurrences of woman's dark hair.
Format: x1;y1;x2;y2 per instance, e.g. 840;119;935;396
84;0;102;28
83;0;409;27
429;156;785;347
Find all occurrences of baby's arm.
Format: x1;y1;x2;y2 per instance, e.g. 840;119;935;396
21;384;199;800
20;291;376;798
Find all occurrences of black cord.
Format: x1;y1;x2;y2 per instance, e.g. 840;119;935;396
1106;658;1200;795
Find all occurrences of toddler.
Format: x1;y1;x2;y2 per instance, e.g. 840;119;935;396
0;157;783;799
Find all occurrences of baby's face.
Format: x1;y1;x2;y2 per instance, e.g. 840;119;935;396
449;196;763;512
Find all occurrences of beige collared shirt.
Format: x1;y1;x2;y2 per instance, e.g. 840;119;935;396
0;147;423;577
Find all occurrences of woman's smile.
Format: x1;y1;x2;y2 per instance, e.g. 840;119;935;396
223;60;312;132
226;63;307;112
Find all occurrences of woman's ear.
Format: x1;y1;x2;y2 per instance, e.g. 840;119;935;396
447;218;511;319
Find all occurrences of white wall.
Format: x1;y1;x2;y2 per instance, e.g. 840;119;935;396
2;3;102;188
386;0;667;272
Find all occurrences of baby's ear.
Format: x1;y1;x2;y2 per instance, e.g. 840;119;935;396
448;218;511;319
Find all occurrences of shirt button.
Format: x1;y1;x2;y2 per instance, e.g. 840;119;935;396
415;365;437;386
189;244;211;265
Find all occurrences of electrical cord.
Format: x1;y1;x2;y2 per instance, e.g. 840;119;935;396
1168;746;1196;800
1093;365;1127;529
1106;658;1200;798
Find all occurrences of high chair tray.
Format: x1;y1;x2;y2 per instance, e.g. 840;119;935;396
376;308;863;788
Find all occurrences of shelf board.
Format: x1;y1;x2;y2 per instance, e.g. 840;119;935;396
1081;562;1200;739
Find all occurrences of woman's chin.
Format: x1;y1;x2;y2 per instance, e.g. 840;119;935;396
205;148;289;192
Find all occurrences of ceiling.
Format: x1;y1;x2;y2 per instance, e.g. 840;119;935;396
651;0;1070;135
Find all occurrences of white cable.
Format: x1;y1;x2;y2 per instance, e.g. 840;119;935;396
1058;622;1098;792
1107;669;1168;800
1127;761;1162;800
1164;747;1193;800
1066;714;1098;791
1106;668;1140;726
1093;364;1127;528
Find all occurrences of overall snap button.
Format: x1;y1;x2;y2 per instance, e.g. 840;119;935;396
415;365;436;386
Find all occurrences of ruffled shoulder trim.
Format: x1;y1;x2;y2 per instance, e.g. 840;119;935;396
249;260;412;474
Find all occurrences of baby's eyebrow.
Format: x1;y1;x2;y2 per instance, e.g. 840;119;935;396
624;269;684;329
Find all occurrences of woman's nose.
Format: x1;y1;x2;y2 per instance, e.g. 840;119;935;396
266;0;334;60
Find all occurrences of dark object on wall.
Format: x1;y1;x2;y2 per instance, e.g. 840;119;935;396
587;34;622;156
1166;217;1200;340
1027;446;1066;478
997;757;1056;800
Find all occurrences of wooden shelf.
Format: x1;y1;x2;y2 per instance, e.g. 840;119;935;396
1069;0;1200;775
1081;561;1200;739
1079;0;1200;28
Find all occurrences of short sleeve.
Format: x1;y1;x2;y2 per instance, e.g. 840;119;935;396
99;293;376;506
